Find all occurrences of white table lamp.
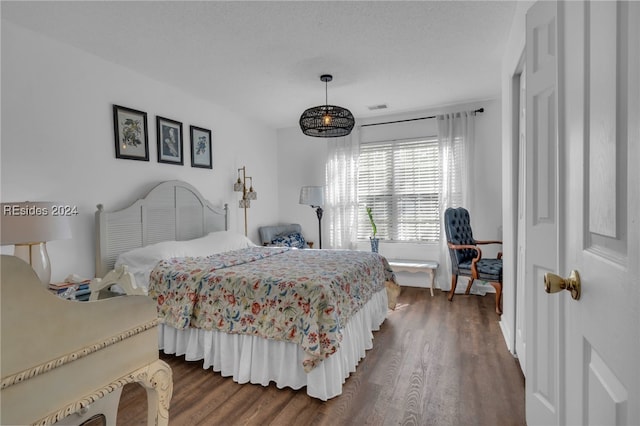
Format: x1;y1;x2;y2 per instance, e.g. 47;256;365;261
1;202;72;285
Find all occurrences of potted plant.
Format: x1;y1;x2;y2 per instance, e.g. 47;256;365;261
366;206;379;253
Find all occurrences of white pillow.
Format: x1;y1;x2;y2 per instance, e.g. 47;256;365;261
115;231;256;291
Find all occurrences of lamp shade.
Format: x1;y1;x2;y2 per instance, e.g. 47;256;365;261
299;186;324;207
299;105;355;138
1;202;72;245
299;74;354;138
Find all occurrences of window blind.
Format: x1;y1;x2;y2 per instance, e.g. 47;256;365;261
357;137;440;242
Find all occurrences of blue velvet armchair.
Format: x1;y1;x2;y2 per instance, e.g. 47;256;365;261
444;207;503;315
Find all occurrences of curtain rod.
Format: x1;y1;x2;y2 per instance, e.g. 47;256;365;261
360;107;484;128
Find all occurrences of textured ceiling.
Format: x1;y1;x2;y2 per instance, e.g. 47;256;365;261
2;1;517;129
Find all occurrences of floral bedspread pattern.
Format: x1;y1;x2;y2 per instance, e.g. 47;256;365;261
148;247;388;372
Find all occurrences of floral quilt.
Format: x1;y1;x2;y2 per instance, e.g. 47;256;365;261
148;247;388;372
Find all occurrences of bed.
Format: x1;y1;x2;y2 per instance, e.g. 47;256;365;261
94;180;389;400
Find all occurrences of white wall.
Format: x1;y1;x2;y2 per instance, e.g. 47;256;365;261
1;21;279;281
274;127;328;247
277;99;502;289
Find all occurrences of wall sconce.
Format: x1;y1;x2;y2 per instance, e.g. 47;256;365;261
299;186;324;249
233;166;257;236
1;201;73;285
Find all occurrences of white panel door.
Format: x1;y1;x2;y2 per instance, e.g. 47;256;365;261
562;1;639;424
525;0;640;424
524;1;563;424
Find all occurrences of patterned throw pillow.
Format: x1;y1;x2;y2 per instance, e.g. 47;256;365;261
270;232;306;249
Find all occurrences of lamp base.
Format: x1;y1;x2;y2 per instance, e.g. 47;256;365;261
315;206;323;249
14;242;51;285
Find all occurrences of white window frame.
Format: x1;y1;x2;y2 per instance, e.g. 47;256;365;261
357;136;441;243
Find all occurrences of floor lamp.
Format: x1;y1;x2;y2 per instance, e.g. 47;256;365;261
1;202;72;285
299;186;324;249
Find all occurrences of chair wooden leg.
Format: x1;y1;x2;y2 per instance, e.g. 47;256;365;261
488;282;503;315
448;275;458;301
464;278;475;295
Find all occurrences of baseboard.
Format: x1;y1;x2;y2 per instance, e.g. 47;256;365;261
499;319;516;355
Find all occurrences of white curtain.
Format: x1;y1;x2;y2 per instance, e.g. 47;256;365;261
438;111;475;291
325;129;360;249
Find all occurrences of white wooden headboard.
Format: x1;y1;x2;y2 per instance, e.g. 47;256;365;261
95;180;229;277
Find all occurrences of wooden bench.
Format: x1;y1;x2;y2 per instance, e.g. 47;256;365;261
388;259;439;297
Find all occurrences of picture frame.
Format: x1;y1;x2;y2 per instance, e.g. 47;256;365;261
190;126;213;169
113;105;149;161
156;116;183;165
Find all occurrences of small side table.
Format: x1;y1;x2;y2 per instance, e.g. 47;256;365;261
388;259;439;297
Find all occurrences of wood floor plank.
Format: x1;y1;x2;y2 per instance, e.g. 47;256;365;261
269;390;323;426
117;288;525;425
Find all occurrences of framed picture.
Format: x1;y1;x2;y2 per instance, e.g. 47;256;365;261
190;126;213;169
156;116;183;165
113;105;149;161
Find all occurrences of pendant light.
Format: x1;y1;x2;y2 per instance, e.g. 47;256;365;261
299;74;355;138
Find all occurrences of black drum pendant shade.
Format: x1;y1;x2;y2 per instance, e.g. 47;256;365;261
299;75;354;138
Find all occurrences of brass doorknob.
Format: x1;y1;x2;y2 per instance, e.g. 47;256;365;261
544;270;581;300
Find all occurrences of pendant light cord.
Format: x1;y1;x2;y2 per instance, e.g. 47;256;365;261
325;79;328;107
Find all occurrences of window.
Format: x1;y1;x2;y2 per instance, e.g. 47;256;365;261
357;137;441;242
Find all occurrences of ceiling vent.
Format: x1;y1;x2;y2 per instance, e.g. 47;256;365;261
367;104;388;111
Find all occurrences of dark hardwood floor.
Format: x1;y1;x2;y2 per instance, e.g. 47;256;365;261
117;287;525;425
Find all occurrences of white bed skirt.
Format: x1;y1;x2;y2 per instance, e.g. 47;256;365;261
158;288;388;400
